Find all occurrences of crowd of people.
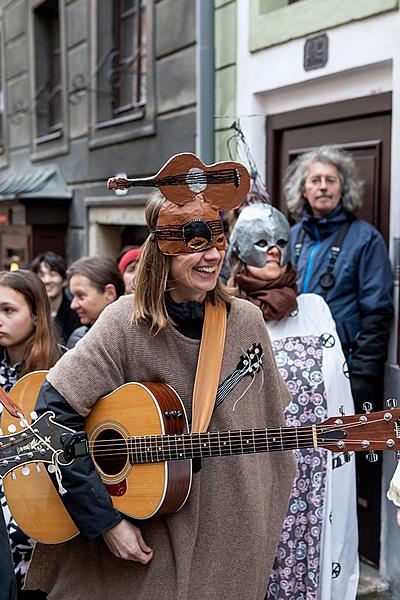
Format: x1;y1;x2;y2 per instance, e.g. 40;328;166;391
0;146;397;600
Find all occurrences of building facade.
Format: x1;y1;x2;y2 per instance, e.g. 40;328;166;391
0;0;196;265
214;0;400;593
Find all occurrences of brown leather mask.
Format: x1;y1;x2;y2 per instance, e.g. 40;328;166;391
155;197;227;254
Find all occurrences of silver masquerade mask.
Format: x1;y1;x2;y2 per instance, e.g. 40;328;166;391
229;204;291;268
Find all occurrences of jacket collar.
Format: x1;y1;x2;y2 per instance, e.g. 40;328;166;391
301;204;351;240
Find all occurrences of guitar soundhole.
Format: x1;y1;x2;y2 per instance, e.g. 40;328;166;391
92;429;128;476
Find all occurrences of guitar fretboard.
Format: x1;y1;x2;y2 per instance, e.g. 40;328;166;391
125;168;240;189
127;426;325;464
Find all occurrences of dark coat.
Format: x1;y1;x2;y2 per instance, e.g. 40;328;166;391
291;205;393;405
55;289;81;344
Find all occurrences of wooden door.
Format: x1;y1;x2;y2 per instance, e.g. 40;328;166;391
266;93;392;566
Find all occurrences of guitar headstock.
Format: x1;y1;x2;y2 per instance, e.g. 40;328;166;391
317;409;400;452
107;177;129;191
0;411;84;478
236;343;263;375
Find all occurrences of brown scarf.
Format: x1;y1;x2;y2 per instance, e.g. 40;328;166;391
234;267;298;322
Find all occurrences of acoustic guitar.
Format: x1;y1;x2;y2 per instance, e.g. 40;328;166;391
1;370;400;544
107;152;250;210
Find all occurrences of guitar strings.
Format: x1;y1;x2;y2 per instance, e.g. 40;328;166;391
87;415;392;450
86;416;396;461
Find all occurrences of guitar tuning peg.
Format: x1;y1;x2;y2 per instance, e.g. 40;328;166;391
7;424;17;434
0;428;3;436
338;405;345;416
30;411;38;421
366;450;378;463
35;463;41;473
363;402;373;414
344;452;351;463
386;398;398;409
11;471;16;480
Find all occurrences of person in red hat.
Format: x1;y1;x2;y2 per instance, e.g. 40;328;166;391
118;247;142;294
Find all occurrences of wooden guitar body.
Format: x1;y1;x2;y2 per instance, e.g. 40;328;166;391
1;374;192;544
86;381;192;520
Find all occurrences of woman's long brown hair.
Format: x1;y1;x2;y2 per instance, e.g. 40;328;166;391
132;191;233;332
0;270;62;375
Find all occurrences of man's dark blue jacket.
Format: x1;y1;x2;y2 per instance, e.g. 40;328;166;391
291;205;393;386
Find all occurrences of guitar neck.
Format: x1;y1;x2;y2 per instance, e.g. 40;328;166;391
124;168;240;190
128;425;344;464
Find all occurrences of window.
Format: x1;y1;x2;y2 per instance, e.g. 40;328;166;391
33;0;63;139
96;0;147;124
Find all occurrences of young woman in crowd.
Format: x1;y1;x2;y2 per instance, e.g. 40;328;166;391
66;256;125;348
0;270;62;598
229;203;359;600
25;155;296;600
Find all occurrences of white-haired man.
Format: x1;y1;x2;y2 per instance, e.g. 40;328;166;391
284;146;393;412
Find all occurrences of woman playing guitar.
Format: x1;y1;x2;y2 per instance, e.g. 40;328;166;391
25;154;296;600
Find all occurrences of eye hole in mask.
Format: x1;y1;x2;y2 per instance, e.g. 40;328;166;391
255;239;268;248
276;239;288;248
183;220;212;251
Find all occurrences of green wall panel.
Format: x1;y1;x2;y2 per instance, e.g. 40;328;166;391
215;1;236;69
250;0;399;51
215;128;236;162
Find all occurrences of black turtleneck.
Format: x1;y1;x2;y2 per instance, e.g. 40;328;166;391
164;292;204;340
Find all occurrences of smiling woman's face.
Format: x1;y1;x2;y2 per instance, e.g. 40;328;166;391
168;246;225;303
246;246;286;281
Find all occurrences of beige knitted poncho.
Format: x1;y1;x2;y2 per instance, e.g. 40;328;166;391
26;295;296;600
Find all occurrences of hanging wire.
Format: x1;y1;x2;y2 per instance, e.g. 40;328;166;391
226;119;271;205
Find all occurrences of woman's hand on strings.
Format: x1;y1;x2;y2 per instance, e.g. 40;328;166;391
103;519;153;563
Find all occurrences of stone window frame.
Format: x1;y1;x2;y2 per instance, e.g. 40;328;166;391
29;0;69;161
249;0;400;52
88;0;155;150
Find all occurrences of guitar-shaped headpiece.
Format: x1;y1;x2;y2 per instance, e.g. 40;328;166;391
107;153;250;255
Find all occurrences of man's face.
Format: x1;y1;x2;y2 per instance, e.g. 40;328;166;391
303;161;342;218
37;262;65;301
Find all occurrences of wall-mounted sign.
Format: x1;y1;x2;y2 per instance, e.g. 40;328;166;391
304;33;328;71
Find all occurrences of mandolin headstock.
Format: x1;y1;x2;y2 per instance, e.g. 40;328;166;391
0;412;88;478
317;409;400;452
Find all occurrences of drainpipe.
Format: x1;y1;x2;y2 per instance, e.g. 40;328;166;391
196;0;215;163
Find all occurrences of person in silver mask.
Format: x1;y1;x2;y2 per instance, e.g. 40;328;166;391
229;203;297;321
229;203;291;269
229;203;359;600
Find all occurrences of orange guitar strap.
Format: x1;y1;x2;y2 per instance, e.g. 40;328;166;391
191;300;227;433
